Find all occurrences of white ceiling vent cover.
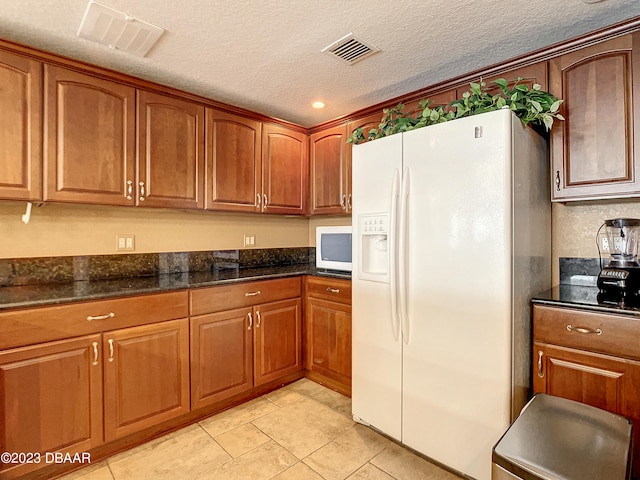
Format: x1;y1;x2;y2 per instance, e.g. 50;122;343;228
322;33;380;65
77;1;164;57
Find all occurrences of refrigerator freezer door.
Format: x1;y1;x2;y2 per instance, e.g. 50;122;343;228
351;133;403;441
400;110;514;480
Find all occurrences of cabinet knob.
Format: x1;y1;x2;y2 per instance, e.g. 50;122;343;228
347;194;352;210
263;194;268;207
554;170;561;192
247;312;253;330
139;181;146;201
256;310;261;328
256;194;262;208
245;290;261;297
126;180;133;200
326;287;340;293
108;339;115;363
340;195;346;209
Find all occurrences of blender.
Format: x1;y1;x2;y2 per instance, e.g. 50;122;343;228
597;218;640;294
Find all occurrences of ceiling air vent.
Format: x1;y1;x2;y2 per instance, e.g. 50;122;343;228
77;1;164;57
321;33;380;65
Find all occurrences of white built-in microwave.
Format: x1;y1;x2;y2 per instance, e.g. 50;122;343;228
315;226;352;272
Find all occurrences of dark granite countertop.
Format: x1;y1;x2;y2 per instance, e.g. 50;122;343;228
0;265;351;312
532;285;640;317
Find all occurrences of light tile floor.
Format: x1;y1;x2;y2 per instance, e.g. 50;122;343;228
60;379;460;480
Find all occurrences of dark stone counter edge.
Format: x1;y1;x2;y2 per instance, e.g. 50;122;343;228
532;285;640;317
0;266;351;312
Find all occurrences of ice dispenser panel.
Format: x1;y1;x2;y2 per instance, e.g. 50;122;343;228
358;213;390;283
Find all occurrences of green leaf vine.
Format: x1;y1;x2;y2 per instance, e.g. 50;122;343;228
347;78;564;145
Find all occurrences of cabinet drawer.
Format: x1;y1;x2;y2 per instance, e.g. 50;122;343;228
0;291;189;350
306;276;351;304
533;305;640;360
190;277;302;315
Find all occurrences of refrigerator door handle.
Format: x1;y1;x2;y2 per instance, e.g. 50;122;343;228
389;168;401;341
399;167;411;344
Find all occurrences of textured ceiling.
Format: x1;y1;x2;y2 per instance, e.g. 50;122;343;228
0;0;639;127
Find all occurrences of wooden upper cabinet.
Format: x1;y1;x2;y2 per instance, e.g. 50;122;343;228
261;123;308;214
550;33;640;201
0;50;42;201
137;90;205;209
478;62;548;96
206;108;261;212
0;335;103;479
309;125;348;215
44;65;136;205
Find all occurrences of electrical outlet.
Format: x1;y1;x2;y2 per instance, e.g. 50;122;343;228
243;234;256;247
601;237;610;252
614;237;623;252
116;234;135;252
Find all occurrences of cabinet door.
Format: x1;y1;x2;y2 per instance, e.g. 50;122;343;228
137;90;205;209
44;65;136;205
253;298;302;386
190;309;254;409
0;50;42;201
261;124;308;214
533;342;640;413
104;318;190;441
0;335;103;478
206;109;261;212
550;33;640;201
309;125;348;215
305;297;352;395
534;342;640;475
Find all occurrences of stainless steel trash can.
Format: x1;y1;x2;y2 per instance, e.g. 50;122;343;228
492;393;633;480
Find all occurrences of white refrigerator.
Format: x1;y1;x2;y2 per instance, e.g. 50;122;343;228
351;109;551;480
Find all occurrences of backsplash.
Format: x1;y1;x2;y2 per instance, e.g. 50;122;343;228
558;257;602;285
0;247;314;287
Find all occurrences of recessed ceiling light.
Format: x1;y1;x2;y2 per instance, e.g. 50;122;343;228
312;101;326;109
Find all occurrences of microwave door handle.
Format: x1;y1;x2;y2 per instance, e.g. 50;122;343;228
389;168;401;341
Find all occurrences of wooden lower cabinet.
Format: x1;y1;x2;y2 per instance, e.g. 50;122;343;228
534;342;640;416
0;335;103;480
304;276;352;395
190;308;254;409
189;277;303;409
533;304;640;477
254;298;302;386
103;318;190;441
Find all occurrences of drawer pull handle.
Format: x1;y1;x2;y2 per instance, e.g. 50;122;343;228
248;312;253;330
256;310;262;328
326;287;340;293
87;312;115;321
245;290;261;297
537;350;544;378
108;339;115;363
566;324;602;335
91;342;99;366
